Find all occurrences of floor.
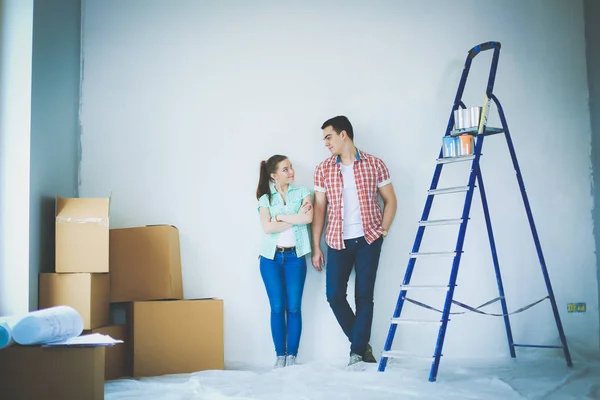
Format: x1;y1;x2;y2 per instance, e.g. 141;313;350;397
105;346;600;400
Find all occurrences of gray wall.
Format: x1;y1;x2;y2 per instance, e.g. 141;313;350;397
29;0;81;310
585;0;600;343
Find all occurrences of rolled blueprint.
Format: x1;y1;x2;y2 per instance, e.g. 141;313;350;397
12;305;84;345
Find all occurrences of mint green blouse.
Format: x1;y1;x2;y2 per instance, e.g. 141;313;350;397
257;184;312;259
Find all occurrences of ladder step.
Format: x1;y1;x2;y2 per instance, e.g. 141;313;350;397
418;218;463;226
399;284;451;291
382;350;436;360
436;155;475;164
409;251;456;258
512;343;563;349
391;318;442;324
428;186;470;195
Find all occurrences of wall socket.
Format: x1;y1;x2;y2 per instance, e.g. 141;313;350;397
567;303;586;313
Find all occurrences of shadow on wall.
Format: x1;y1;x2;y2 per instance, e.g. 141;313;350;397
34;196;57;275
29;196;62;311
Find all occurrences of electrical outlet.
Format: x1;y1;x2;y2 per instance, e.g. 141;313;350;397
567;303;586;313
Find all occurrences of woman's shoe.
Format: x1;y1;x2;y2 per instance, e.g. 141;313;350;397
285;355;296;366
273;356;286;369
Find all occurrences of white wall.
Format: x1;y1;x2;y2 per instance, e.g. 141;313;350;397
80;0;599;365
0;0;33;316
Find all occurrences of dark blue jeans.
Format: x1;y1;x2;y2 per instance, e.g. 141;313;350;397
260;249;307;356
326;236;383;356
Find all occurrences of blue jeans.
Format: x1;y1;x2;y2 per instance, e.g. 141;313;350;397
260;249;307;356
326;236;383;356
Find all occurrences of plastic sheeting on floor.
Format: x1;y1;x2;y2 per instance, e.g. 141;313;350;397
105;347;600;400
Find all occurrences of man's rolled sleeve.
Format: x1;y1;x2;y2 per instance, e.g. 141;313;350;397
314;164;326;193
376;158;392;188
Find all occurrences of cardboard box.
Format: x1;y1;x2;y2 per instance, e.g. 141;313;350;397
84;324;130;380
56;196;110;273
129;299;223;377
0;345;105;400
110;225;183;302
39;273;110;330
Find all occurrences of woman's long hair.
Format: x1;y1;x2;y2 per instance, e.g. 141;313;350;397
256;155;288;204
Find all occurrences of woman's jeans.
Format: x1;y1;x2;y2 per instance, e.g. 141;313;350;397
260;248;307;356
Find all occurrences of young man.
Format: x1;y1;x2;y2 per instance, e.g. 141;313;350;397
311;115;397;367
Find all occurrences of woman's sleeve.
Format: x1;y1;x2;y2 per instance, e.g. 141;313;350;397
257;195;270;212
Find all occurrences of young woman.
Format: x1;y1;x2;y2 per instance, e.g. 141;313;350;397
256;154;313;368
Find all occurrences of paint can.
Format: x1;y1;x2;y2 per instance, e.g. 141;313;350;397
454;108;470;130
454;106;483;130
453;109;462;130
470;106;482;129
442;136;458;158
457;134;474;156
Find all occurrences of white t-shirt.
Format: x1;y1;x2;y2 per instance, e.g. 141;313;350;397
340;162;364;240
277;226;296;247
277;201;297;247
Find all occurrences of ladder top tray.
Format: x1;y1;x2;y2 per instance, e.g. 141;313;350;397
449;127;503;137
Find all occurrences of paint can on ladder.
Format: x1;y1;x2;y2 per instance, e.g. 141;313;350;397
442;136;458;158
457;134;474;156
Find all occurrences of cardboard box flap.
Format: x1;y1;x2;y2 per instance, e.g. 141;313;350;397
56;196;111;222
137;297;217;303
145;224;178;229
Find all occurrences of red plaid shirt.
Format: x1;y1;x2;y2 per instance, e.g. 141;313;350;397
314;149;391;250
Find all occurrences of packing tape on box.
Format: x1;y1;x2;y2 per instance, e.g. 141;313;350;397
56;217;109;226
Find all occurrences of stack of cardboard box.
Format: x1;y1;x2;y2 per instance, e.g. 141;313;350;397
40;197;225;379
39;195;124;380
1;197;225;399
109;225;224;378
0;196;112;400
40;196;111;330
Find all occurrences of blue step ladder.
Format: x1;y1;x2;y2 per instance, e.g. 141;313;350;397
377;41;573;382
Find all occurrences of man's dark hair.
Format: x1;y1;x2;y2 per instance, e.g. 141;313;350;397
321;116;354;141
